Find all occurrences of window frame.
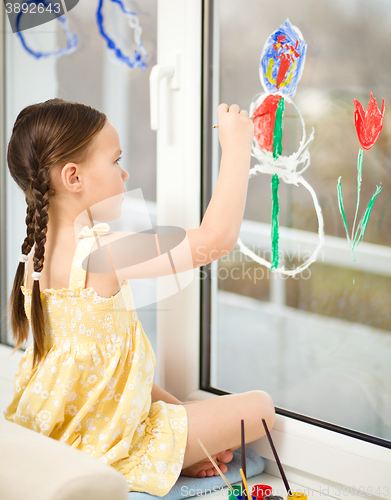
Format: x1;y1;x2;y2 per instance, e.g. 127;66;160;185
0;6;7;345
1;0;390;494
155;0;391;496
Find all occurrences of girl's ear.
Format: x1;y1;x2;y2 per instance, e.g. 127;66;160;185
60;162;83;193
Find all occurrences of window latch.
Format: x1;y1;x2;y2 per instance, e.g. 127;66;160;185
149;52;181;131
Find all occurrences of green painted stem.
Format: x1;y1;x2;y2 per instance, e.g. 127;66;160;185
270;97;284;270
352;185;382;252
337;177;350;245
271;174;280;270
351;149;363;241
337;148;382;261
273;98;285;160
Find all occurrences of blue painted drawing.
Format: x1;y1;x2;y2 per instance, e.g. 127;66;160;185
260;19;307;97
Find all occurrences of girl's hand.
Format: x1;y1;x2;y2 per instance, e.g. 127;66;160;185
217;103;254;155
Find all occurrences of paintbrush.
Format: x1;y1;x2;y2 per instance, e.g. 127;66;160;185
213;115;256;129
197;438;234;493
262;419;292;496
241;419;248;500
213;111;270;129
240;468;252;500
212;114;269;128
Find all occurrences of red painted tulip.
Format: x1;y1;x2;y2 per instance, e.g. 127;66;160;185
354;92;385;150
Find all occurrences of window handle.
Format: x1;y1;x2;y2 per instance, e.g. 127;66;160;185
149;53;181;131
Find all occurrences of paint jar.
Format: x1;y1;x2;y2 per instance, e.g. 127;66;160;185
265;496;283;500
288;493;307;500
236;496;256;500
228;485;242;500
252;484;273;500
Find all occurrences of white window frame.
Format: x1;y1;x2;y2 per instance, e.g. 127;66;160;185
1;0;390;495
154;1;391;497
0;4;6;342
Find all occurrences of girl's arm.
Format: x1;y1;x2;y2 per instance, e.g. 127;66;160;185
198;103;254;256
90;104;253;279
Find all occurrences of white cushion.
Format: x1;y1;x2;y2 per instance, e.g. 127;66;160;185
0;419;128;500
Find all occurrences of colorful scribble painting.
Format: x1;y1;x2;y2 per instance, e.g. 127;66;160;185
259;18;306;97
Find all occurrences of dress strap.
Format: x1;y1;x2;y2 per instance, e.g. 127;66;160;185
69;223;110;289
23;262;28;288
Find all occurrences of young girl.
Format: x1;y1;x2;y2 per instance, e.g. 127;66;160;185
4;98;275;495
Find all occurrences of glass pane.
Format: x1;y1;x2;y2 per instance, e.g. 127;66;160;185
4;2;158;360
209;0;391;442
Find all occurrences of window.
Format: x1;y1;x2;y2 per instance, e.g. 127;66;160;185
201;0;391;447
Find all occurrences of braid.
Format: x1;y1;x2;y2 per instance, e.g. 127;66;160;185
9;203;36;351
32;171;50;273
31;168;51;368
22;203;35;256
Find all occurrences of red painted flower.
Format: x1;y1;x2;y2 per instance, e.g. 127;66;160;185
354;92;385;150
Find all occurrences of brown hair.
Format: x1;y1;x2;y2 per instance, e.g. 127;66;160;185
8;98;107;368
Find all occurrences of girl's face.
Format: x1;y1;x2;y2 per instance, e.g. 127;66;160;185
81;120;129;221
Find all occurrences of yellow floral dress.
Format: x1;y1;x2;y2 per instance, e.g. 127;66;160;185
4;224;188;496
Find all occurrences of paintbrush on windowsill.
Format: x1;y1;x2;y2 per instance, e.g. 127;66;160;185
241;419;248;500
197;438;235;493
240;467;252;500
262;419;292;496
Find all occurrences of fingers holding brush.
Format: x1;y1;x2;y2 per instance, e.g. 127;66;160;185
217;103;254;154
